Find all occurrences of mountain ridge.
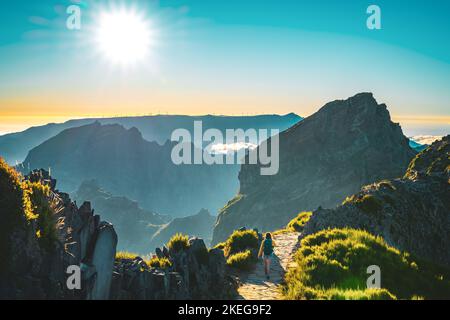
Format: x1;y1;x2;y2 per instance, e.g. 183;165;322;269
0;114;302;164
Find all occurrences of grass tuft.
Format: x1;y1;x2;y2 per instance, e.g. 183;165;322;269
286;212;312;232
167;233;190;253
223;229;259;258
226;250;254;271
147;256;172;270
116;251;139;260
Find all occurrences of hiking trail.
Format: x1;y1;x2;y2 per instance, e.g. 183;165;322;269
236;232;301;300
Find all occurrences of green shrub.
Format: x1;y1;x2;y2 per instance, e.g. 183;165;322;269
0;158;25;272
283;228;450;300
323;288;396;300
223;229;259;258
214;242;226;250
287;212;312;232
0;159;58;271
147;256;172;270
357;195;383;214
27;182;59;250
167;233;190;253
116;251;138;260
344;194;383;216
226;250;254;271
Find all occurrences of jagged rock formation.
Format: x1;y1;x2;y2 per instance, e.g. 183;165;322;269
0;165;118;299
213;93;416;244
74;180;170;253
111;238;237;300
150;209;216;249
21;122;240;216
303;135;450;267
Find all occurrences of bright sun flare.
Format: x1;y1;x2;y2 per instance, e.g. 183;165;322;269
95;10;152;66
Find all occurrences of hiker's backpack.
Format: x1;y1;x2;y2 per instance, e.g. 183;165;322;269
263;239;273;255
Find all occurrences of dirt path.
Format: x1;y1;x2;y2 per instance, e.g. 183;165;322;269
236;232;300;300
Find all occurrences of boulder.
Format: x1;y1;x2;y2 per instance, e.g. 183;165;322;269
88;222;118;300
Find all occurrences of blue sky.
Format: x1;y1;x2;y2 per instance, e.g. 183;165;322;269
0;0;449;136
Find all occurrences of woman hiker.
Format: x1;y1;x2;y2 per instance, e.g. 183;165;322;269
258;233;275;280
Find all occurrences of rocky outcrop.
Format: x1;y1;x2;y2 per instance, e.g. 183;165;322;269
110;238;237;300
213;93;416;244
0;168;118;299
89;222;118;300
303;136;450;267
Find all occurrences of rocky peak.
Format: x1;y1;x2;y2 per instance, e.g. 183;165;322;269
213;93;416;244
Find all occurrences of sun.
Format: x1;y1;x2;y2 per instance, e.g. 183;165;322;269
94;9;153;66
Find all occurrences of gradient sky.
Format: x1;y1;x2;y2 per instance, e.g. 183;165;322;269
0;0;449;136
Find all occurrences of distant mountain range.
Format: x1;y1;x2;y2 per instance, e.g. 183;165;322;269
0;114;302;164
21;122;239;216
213;93;417;244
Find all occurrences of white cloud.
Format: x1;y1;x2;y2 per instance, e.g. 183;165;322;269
209;142;258;155
410;135;443;145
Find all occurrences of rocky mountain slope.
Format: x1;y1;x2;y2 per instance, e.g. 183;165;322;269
21;122;239;216
303;135;450;267
0;114;302;164
213;93;416;244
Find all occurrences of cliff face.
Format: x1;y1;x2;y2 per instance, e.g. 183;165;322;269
213;93;416;244
304;135;450;267
0;165;118;299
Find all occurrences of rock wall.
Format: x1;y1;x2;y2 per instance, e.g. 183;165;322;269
111;238;238;300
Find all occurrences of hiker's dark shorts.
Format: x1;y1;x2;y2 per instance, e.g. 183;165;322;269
263;253;273;259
